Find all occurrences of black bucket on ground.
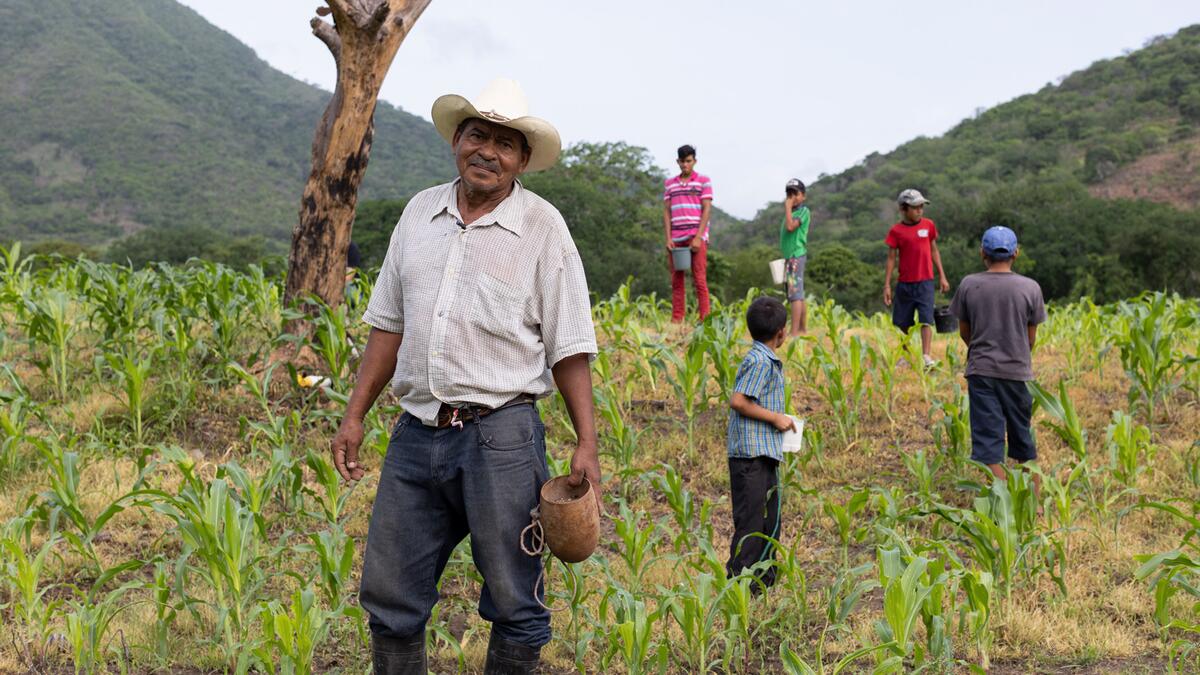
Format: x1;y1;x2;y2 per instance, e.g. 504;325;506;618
934;305;957;334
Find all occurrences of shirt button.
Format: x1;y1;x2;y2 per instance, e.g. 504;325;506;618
438;310;446;318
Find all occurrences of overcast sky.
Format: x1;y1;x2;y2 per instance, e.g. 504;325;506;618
179;0;1200;219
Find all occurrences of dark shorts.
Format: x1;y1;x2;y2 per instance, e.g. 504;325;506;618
786;256;806;302
967;375;1037;465
892;280;935;331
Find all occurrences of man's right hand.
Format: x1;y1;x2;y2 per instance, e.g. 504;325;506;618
665;239;674;250
332;417;367;481
883;285;893;306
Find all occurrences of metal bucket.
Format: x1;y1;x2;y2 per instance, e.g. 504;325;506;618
538;476;600;563
670;246;692;272
934;305;958;334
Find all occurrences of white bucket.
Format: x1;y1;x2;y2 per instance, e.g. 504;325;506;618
781;416;805;453
769;258;786;285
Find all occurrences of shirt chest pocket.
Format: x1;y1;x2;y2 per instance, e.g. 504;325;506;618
468;273;528;340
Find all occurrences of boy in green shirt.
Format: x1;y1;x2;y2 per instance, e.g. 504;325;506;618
781;178;811;335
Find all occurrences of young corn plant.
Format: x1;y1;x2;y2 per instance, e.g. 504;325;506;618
0;388;40;483
664;572;726;672
661;338;710;459
648;463;715;552
598;589;669;675
811;337;868;446
780;562;885;674
305;449;354;525
1106;409;1155;489
1029;380;1087;460
253;588;332;675
873;547;950;671
33;437;136;573
20;287;77;400
931;386;971;475
698;312;743;403
97;345;157;447
295;525;356;610
0;522;62;661
149;470;270;667
960;568;995;671
596;387;643;497
824;489;870;567
1114;292;1195;425
1134;500;1200;670
937;473;1050;600
63;579;142;674
611;501;664;592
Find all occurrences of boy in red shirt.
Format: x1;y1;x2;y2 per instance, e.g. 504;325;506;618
882;189;950;367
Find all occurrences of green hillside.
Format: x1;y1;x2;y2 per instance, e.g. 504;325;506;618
0;0;453;247
723;26;1200;308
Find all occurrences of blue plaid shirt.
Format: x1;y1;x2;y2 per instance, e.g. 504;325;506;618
726;341;787;460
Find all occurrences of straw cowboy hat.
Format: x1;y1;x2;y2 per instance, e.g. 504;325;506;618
431;78;562;172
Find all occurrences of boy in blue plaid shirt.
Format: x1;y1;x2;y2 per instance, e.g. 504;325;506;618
726;297;796;589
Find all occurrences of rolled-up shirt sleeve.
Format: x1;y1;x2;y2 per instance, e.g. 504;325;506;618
362;221;405;334
539;247;598;368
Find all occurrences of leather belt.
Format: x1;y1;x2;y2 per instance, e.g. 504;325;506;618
434;394;536;430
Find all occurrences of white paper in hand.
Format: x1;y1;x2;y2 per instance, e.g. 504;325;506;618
781;416;805;453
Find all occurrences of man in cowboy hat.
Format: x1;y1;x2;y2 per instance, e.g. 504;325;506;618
331;78;601;674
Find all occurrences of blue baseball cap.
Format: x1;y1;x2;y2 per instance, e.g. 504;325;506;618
981;226;1019;259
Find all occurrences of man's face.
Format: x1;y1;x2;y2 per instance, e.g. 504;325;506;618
677;155;696;176
901;204;925;221
788;190;806;205
453;118;530;194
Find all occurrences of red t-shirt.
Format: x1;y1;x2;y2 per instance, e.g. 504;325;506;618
885;218;938;283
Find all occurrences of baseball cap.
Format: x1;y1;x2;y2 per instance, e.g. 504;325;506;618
785;178;806;193
981;226;1019;259
897;188;930;206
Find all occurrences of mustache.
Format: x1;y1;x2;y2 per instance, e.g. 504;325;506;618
469;157;500;173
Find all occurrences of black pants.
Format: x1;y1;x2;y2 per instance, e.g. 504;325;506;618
726;456;781;587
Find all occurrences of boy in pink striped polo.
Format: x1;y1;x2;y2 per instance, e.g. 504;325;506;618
662;144;714;323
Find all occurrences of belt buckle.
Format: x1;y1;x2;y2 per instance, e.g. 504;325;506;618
449;407;463;430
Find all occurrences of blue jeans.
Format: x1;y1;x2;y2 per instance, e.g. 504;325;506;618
359;404;551;648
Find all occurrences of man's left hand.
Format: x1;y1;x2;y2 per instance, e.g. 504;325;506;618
690;239;702;253
939;277;950;293
568;442;603;512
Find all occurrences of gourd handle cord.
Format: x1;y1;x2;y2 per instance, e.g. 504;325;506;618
520;506;567;613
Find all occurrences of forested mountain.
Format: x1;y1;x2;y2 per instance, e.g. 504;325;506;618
0;0;453;247
721;26;1200;308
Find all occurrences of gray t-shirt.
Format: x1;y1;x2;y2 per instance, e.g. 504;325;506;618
949;271;1046;381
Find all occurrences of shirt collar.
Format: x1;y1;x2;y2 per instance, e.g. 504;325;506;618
436;177;527;237
751;340;782;364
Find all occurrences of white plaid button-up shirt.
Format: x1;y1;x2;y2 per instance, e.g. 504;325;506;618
363;178;598;426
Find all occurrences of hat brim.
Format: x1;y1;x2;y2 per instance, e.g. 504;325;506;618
431;94;561;172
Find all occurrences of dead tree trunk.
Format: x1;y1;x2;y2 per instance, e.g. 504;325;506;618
283;0;432;334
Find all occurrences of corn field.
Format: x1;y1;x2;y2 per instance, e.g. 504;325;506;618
1;243;1199;673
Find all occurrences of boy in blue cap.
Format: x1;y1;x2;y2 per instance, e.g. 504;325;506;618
948;226;1046;480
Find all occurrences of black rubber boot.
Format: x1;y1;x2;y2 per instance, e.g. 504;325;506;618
372;631;427;675
483;632;541;674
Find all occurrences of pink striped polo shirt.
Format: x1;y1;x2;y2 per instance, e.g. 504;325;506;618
663;172;713;241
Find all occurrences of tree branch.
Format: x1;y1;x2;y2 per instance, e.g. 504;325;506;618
392;0;432;34
311;17;341;62
323;0;367;29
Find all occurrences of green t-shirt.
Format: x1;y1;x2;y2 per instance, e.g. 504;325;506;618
780;206;810;258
